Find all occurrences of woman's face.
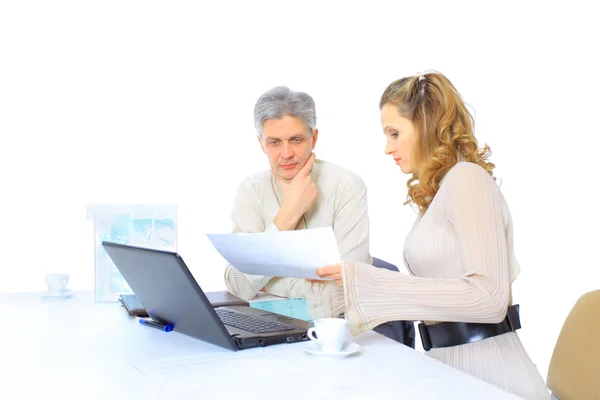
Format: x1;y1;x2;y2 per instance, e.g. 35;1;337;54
381;103;417;174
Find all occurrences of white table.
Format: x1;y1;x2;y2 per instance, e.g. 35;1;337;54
0;292;520;400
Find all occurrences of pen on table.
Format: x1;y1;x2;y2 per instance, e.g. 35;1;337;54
139;318;173;332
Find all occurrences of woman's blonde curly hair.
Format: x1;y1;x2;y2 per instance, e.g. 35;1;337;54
380;71;495;213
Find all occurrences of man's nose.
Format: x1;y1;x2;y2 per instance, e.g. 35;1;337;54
281;142;294;159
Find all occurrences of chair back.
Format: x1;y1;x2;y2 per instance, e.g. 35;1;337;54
547;290;600;399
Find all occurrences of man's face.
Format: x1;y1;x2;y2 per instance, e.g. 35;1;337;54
258;115;318;180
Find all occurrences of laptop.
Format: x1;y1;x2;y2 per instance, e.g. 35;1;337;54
101;241;311;351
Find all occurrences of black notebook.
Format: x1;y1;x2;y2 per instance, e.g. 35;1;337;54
118;291;250;318
118;293;149;317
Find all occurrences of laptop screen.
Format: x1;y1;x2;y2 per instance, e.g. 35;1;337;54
102;241;238;351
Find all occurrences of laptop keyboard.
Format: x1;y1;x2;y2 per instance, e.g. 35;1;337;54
215;307;296;334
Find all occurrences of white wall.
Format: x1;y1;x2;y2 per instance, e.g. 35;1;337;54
1;0;598;381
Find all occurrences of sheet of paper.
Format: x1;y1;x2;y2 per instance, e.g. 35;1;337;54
207;227;340;279
132;350;299;394
129;349;368;400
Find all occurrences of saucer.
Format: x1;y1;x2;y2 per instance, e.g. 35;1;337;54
40;290;74;299
303;341;360;359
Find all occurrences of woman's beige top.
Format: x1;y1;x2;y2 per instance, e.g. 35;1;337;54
224;159;372;319
342;162;549;399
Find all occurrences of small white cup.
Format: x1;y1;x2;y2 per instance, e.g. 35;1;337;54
307;318;349;353
45;273;69;294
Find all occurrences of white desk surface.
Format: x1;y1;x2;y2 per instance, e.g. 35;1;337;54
0;292;520;400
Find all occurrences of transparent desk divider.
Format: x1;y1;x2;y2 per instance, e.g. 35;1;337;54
87;204;177;302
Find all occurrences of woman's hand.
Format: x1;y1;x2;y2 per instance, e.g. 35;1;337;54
306;263;343;287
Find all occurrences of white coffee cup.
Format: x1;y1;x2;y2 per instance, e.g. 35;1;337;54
307;317;349;353
45;273;69;294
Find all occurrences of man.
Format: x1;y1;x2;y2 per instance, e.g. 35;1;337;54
224;86;414;346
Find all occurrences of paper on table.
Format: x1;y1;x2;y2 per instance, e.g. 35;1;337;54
132;350;299;394
207;227;340;279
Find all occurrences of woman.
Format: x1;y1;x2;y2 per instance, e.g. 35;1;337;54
316;72;549;398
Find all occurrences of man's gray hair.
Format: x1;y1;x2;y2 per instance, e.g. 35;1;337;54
253;86;317;135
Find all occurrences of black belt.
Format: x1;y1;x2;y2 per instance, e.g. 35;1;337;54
418;304;521;351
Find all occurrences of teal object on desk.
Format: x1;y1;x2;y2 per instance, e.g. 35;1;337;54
251;298;312;321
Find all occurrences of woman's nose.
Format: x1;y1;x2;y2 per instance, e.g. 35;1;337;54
384;141;394;155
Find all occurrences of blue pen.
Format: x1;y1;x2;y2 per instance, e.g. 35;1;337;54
139;318;173;332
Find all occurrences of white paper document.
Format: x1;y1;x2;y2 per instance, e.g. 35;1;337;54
207;227;340;279
132;348;301;399
129;349;400;400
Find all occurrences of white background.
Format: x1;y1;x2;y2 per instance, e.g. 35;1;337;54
1;0;598;381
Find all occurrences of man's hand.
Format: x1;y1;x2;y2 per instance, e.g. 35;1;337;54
273;153;318;230
312;263;343;287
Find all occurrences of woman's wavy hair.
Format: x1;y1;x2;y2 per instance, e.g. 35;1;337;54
380;71;495;213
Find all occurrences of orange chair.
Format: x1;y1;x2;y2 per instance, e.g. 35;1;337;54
547;290;600;399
